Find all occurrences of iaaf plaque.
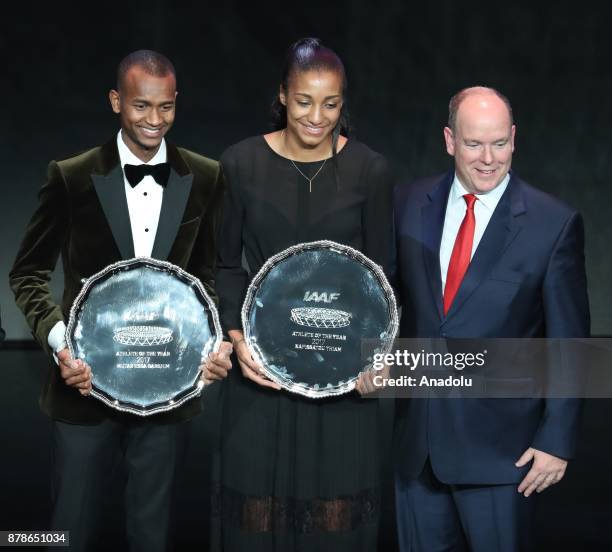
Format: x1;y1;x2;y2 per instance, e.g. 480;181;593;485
242;241;398;398
67;257;222;416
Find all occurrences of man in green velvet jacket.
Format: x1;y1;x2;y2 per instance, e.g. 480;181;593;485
9;49;231;551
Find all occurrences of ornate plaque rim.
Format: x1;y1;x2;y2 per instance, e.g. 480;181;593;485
241;240;399;399
66;256;222;416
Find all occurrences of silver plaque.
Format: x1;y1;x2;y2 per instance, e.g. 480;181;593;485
67;257;222;416
242;240;398;398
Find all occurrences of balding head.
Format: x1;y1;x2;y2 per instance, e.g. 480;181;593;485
448;86;513;133
443;86;516;195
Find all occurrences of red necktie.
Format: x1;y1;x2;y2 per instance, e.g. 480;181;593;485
444;194;477;315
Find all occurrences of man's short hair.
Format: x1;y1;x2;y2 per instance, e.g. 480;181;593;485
117;50;176;90
448;86;513;132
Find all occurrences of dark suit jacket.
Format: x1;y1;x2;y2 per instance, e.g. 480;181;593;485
9;139;224;424
393;171;590;485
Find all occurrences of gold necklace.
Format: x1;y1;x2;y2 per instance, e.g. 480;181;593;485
280;129;331;193
290;158;327;193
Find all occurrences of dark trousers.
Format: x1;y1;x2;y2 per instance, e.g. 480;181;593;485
50;417;190;552
395;460;535;552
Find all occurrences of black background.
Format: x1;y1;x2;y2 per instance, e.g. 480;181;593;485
2;2;612;550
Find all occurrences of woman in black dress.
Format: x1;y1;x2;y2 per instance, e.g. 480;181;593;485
212;38;394;551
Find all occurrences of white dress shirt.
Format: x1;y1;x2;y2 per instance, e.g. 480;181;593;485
117;129;166;257
439;173;510;291
48;131;167;354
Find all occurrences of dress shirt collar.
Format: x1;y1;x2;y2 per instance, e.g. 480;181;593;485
117;129;167;168
451;171;511;212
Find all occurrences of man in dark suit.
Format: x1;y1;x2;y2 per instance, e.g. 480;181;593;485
393;87;590;551
9;50;231;551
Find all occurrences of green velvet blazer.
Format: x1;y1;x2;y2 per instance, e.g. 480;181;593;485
9;138;224;424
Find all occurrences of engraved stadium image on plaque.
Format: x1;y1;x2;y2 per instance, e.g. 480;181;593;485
290;307;352;329
67;257;222;416
242;240;399;398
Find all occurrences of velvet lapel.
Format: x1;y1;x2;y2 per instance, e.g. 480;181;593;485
91;140;135;259
444;174;525;319
150;144;193;260
422;172;453;321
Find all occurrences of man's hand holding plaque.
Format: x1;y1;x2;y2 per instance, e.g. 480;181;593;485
57;347;93;396
200;341;233;384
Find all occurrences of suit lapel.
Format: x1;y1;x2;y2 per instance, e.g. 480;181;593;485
151;144;193;260
422;172;453;321
91;141;135;259
445;174;525;318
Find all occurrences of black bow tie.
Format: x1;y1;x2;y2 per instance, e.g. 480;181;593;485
124;163;171;188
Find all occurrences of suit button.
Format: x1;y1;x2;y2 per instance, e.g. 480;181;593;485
145;228;149;232
441;332;447;337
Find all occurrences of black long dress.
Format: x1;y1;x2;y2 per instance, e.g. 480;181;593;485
211;135;394;552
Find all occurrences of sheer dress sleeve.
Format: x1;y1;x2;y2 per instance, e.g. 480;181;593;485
215;147;249;332
361;153;396;286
